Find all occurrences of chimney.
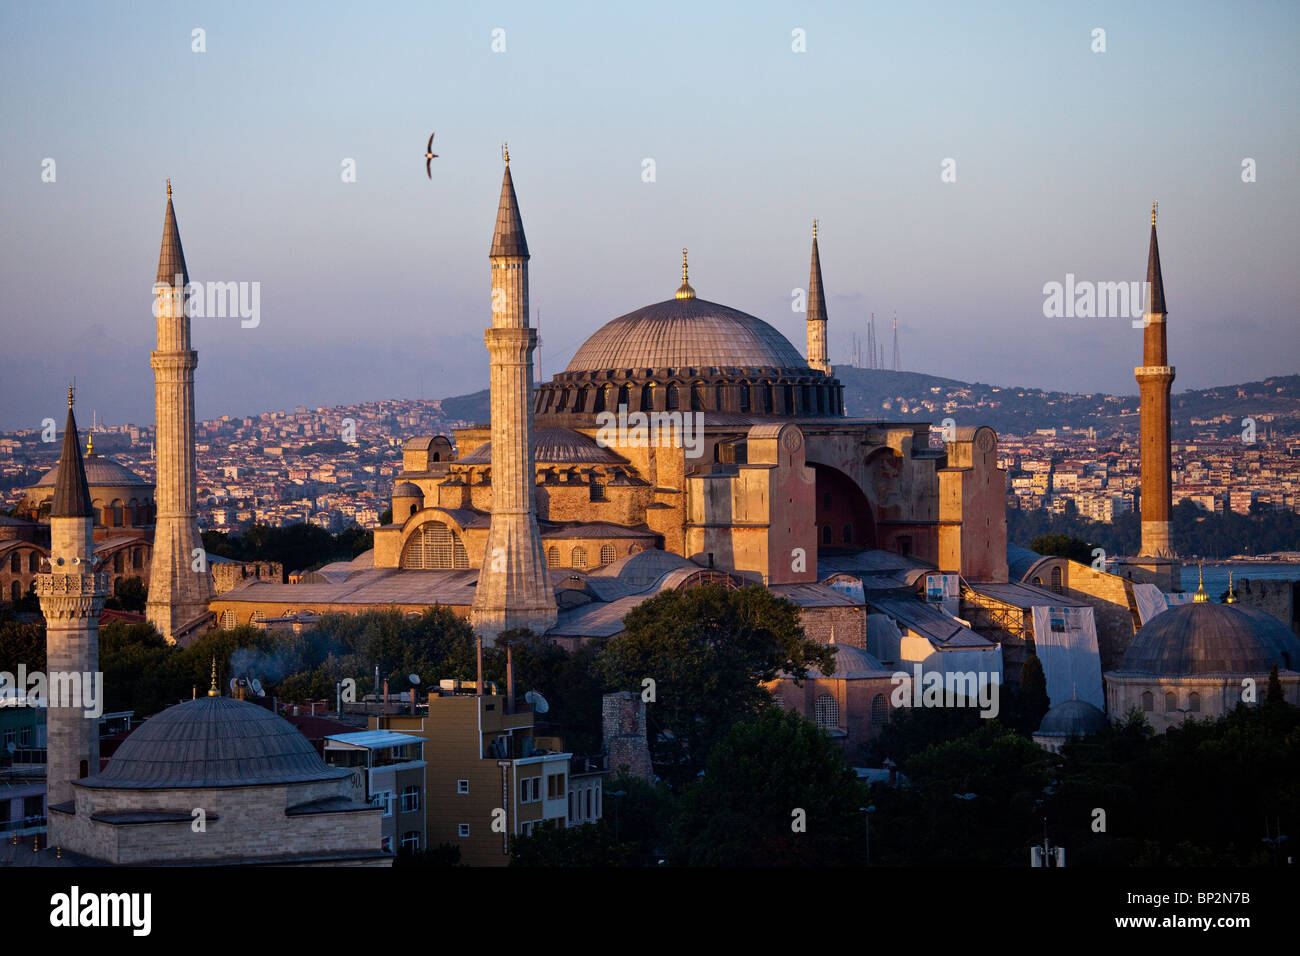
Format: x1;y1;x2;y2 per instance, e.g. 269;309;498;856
506;643;515;715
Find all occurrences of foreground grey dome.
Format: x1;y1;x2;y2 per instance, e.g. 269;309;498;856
36;455;151;489
1036;698;1109;738
1117;601;1300;678
78;696;350;790
566;297;808;372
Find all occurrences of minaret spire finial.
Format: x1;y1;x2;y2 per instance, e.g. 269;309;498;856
86;431;93;456
167;178;172;199
813;218;818;239
1226;571;1236;604
1151;200;1157;225
67;383;74;409
208;657;219;696
1193;563;1208;603
502;142;509;166
675;248;695;299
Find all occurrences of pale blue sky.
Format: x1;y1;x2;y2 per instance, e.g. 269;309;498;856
1;0;1297;429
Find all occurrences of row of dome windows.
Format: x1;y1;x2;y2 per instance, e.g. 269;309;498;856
539;381;841;416
784;693;889;731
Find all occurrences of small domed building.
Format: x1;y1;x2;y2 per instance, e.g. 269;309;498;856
1033;696;1109;752
1104;587;1300;732
48;689;389;866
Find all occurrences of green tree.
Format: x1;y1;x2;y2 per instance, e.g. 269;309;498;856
106;576;147;612
595;585;834;789
1016;653;1051;734
1029;533;1093;564
671;707;869;866
510;819;639;867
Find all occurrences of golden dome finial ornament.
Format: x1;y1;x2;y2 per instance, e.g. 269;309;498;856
86;431;94;456
1226;571;1236;604
208;657;220;697
675;248;695;300
67;382;74;409
1193;563;1208;603
813;218;818;240
502;141;510;166
1151;200;1157;225
167;178;172;199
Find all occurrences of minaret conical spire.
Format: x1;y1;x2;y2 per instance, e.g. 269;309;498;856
805;219;831;374
51;390;93;519
156;181;189;287
1146;202;1166;317
489;150;529;259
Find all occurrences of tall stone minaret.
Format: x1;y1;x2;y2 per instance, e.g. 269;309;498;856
1136;203;1175;560
37;389;107;808
470;148;557;642
806;220;831;375
147;182;212;642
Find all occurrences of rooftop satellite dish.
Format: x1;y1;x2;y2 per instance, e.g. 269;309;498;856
524;690;549;714
408;673;420;686
251;678;265;697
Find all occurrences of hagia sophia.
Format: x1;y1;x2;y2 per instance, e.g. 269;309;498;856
8;155;1300;866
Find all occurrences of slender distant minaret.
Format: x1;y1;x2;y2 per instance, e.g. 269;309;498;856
470;148;557;642
806;220;831;375
147;182;212;642
37;388;107;808
1136;203;1175;560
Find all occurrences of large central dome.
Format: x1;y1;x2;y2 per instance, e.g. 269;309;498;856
565;297;808;373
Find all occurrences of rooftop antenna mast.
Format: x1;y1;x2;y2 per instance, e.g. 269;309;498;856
867;313;876;370
892;312;900;371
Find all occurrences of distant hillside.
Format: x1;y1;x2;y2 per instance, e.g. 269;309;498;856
435;372;1300;438
440;389;490;424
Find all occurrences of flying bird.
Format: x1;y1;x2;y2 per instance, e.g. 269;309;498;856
425;132;438;178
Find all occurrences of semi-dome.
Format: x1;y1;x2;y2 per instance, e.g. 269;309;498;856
459;426;627;465
565;297;809;373
35;454;151;489
77;695;350;790
392;481;422;496
1117;601;1300;678
1036;697;1109;738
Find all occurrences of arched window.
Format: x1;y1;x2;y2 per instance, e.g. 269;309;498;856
739;384;751;413
666;383;680;410
600;544;616;566
594;384;611;413
813;694;839;732
871;694;888;725
1050;566;1063;594
10;581;19;603
1188;692;1200;713
547;547;560;568
111;500;124;526
784;384;794;412
400;521;470;569
113;551;124;573
691;383;704;412
9;553;18;573
1164;691;1177;713
762;383;774;413
29;552;39;573
571;547;588;569
843;524;852;544
617;385;630;410
822;526;832;545
1141;691;1153;712
640;384;653;412
555;389;568;412
249;611;265;627
132;548;143;569
219;609;237;629
574;386;588;412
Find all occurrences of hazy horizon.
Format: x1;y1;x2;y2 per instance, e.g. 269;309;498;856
2;0;1297;430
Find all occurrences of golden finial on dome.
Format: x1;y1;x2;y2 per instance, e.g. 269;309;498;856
675;248;695;300
208;657;219;696
86;432;94;456
1151;200;1157;225
1226;571;1236;604
1193;563;1208;603
502;142;509;166
167;178;172;199
67;383;74;409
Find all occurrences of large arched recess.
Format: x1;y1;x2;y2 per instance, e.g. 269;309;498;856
810;462;877;550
